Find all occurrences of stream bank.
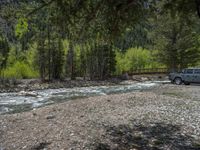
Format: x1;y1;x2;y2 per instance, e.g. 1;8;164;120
0;80;166;114
0;74;168;93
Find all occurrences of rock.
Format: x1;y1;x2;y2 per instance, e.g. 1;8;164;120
141;77;148;81
131;76;142;82
0;147;4;150
32;112;37;116
31;142;50;150
46;115;56;120
121;73;129;80
0;106;11;114
18;91;38;97
70;133;75;137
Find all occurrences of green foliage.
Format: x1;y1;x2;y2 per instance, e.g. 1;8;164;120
0;37;9;69
0;43;39;79
53;0;149;40
52;38;65;79
66;41;76;79
3;61;39;79
73;44;83;77
36;30;65;80
15;18;29;39
65;40;116;80
152;13;200;70
114;23;151;51
86;42;116;79
163;0;199;18
116;47;164;74
25;43;38;69
1;0;200;81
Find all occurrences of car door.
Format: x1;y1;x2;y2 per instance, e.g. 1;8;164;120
182;69;194;82
194;69;200;83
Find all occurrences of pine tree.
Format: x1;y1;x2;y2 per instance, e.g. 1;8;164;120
37;31;46;81
153;13;200;70
66;41;76;80
52;37;64;79
0;36;9;78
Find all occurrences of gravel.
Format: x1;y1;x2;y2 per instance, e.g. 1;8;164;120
0;84;200;150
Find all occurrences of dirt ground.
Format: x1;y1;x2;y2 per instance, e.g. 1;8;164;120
0;84;200;150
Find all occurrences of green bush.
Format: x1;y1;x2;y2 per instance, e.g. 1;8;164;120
3;61;39;79
116;47;164;74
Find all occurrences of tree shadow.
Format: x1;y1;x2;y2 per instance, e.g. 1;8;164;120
31;142;51;150
93;122;200;150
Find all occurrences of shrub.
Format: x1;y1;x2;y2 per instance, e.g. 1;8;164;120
3;61;39;79
116;47;164;74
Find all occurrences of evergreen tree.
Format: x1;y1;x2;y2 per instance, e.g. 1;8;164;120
52;37;64;79
37;31;46;81
86;40;116;80
152;13;200;70
0;36;9;77
66;41;76;80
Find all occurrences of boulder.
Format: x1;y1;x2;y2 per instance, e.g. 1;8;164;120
19;91;38;97
121;73;129;80
141;77;149;81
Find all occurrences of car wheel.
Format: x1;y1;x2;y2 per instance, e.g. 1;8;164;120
174;78;182;85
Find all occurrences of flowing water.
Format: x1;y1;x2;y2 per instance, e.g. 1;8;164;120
0;81;169;114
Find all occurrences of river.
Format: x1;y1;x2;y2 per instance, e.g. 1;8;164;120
0;81;169;114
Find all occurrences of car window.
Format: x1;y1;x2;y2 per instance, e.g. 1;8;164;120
185;69;193;74
194;69;200;74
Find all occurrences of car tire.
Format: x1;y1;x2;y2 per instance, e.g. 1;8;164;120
174;77;182;85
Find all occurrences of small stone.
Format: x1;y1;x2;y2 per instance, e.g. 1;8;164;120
46;115;56;120
70;133;74;136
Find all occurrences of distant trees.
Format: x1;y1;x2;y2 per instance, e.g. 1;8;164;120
66;41;116;80
37;30;46;81
1;0;200;81
0;36;9;77
152;13;200;70
115;47;163;75
86;42;116;80
36;30;65;81
66;41;75;80
162;0;200;18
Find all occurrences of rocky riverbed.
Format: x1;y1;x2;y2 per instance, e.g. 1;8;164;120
0;84;200;150
0;81;159;114
0;74;168;93
0;79;119;93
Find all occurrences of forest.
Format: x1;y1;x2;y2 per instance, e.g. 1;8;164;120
0;0;200;81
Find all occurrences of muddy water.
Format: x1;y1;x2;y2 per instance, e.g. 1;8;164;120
0;81;168;114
